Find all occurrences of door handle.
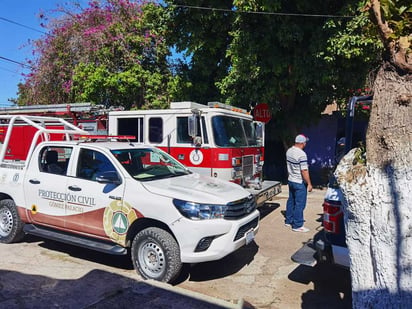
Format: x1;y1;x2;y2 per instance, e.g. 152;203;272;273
68;186;82;192
109;195;122;200
29;179;40;184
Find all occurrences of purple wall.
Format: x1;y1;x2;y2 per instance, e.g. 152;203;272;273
263;113;368;186
303;114;340;186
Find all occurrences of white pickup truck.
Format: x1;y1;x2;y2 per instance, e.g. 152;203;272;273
0;115;259;283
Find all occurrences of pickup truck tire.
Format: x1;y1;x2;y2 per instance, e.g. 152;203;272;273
0;199;25;243
131;227;182;283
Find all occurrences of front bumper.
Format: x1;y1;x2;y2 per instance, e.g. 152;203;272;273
171;210;260;264
247;180;282;207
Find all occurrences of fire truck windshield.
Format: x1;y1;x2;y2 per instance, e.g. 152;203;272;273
212;116;258;147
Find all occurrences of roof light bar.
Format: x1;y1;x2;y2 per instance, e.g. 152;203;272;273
207;102;249;114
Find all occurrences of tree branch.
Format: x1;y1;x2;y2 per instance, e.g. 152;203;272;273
370;0;412;73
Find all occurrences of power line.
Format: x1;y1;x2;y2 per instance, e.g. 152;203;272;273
0;56;32;69
173;5;355;19
0;16;47;34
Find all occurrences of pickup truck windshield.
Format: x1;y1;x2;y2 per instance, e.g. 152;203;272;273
212;116;258;147
112;148;190;181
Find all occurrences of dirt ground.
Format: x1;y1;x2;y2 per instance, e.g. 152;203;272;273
0;186;352;308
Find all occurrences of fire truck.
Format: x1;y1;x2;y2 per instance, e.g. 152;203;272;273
0;101;281;205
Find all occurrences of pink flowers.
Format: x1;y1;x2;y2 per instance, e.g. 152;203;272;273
348;87;373;96
84;25;107;36
19;0;169;107
62;80;72;93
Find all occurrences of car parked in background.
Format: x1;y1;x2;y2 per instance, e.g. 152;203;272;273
292;95;372;268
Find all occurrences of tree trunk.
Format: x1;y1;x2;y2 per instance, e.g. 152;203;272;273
335;63;412;307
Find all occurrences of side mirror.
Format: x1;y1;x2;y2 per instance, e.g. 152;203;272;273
188;114;198;137
255;122;264;147
95;171;121;185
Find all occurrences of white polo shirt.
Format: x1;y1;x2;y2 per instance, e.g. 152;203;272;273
286;146;308;184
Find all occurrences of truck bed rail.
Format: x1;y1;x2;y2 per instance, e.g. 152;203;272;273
0;115;88;165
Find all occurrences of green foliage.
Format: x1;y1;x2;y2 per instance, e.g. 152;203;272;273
216;1;379;142
353;141;367;165
16;0;409;147
165;0;235;103
163;0;388;144
380;0;412;38
18;0;176;109
322;13;382;62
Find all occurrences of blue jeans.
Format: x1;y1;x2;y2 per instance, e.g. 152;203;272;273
285;181;307;229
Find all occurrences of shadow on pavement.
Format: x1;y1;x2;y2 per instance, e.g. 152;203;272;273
288;263;352;309
0;269;241;308
177;241;259;283
258;202;280;220
29;235;134;270
26;234;259;286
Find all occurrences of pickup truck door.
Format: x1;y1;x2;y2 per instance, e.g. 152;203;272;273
24;146;72;228
64;147;126;241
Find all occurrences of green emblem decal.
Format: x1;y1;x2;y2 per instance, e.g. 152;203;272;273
112;212;129;234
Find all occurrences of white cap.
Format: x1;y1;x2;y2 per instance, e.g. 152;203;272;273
295;134;309;143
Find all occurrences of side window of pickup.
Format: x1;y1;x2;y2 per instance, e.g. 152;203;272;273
40;146;73;175
77;148;116;181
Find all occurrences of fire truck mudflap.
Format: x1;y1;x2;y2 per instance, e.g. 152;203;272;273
248;180;282;207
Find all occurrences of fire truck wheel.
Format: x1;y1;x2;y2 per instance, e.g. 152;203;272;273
131;227;182;283
0;199;25;244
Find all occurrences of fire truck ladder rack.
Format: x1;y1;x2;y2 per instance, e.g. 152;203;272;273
0;115;88;165
0;102;106;115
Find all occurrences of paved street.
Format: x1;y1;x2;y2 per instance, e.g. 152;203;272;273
0;186;352;308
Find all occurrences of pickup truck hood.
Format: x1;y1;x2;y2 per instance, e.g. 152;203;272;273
141;173;250;204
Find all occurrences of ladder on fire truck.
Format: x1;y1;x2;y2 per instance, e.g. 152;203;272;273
0;102;107;116
0;103;123;133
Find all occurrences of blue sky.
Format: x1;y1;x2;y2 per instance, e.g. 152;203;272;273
0;1;88;107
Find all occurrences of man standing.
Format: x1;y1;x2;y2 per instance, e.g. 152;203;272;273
285;134;313;232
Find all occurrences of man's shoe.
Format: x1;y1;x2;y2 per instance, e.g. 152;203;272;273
292;226;310;233
284;223;292;228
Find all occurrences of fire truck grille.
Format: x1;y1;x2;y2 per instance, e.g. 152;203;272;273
242;155;254;178
234;217;259;241
224;195;256;220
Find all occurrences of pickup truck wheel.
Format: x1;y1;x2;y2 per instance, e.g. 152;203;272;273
131;227;182;283
0;199;24;243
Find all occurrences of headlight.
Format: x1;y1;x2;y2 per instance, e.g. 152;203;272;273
173;199;227;220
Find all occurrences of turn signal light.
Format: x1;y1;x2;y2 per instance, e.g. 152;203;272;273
232;157;242;167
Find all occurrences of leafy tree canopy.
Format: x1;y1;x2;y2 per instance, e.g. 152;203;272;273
18;0;179;109
167;1;384;144
165;0;235;103
222;0;383;141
